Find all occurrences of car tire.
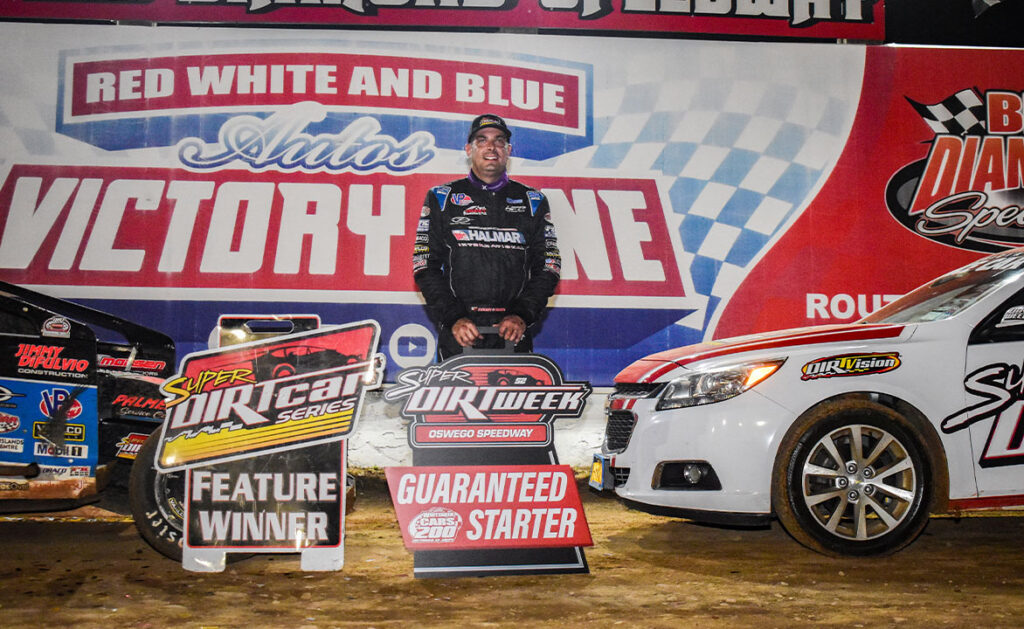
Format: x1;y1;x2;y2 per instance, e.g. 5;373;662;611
129;430;185;561
772;399;932;556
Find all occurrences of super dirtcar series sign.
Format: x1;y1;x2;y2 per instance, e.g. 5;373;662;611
156;323;380;470
0;25;1019;385
151;321;381;571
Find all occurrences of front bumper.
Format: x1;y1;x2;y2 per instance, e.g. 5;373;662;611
596;390;794;518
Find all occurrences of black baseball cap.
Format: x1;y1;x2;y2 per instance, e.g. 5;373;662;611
467;114;511;143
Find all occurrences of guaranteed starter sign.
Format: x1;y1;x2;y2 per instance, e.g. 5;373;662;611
386;465;592;551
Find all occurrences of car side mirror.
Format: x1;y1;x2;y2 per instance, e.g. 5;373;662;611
997;305;1024;328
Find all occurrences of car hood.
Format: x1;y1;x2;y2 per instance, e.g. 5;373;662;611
615;323;907;384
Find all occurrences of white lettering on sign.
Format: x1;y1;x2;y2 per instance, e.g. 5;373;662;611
546;188;666;282
454;73;565;114
185;64;338;97
0;174;406;279
806;293;902;320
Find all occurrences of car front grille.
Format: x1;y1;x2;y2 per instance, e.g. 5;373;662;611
604;410;637;452
609;382;663;400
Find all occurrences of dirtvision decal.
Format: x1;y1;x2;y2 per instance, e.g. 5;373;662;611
943;359;1024;468
800;352;900;380
886;88;1024;253
155;321;382;471
383;354;591;448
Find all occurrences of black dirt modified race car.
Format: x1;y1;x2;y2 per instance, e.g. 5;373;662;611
0;281;186;559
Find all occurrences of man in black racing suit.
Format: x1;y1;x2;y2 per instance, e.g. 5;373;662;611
413;113;561;360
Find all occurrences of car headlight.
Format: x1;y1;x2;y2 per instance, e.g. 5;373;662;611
655;359;785;411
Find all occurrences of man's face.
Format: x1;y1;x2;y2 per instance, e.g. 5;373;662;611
465;127;510;183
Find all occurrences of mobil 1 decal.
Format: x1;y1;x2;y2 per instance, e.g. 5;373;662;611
942;359;1024;468
384;354;593;578
886;88;1024;253
153;321;383;572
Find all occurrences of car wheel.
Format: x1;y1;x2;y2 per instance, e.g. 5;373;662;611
129;430;185;561
772;400;932;556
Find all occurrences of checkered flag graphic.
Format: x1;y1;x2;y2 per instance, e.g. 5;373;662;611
907;88;986;136
973;0;1005;16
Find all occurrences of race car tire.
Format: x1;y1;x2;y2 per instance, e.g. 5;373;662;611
772;399;932;556
129;430;186;561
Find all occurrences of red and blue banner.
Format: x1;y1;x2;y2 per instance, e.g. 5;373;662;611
0;25;1016;384
0;0;884;41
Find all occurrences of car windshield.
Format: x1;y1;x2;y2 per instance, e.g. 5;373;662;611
862;253;1024;324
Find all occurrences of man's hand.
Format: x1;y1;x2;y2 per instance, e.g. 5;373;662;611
498;314;526;344
451;317;481;347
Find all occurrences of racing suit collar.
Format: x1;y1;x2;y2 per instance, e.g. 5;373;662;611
468;170;509;192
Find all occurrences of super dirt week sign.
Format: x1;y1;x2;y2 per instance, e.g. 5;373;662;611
383;354;591;449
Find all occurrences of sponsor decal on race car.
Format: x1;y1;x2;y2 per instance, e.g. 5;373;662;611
0;385;24;407
39;388;84;420
387;465;592;551
0;411;18;433
33;421;85;442
0;437;23;453
800;352;901;380
39;465;90;478
41;316;71;338
98;355;168;375
116;432;150;460
111;394;166;412
34;442;88;459
14;344;90;379
943;359;1024;467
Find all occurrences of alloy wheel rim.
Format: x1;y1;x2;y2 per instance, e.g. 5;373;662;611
800;423;918;541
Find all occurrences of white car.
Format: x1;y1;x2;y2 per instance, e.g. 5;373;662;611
591;247;1024;555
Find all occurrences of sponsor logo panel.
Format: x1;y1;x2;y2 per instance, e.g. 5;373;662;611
0;437;23;453
386;465;592;551
0;0;884;40
887;88;1024;253
67;53;584;136
156;322;381;470
116;432;150;460
801;352;901;380
384;355;590;447
34;441;88;459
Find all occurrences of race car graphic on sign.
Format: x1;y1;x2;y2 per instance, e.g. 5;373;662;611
383;354;591;448
155;322;382;471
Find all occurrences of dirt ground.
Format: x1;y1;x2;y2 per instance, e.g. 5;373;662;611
2;473;1024;628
